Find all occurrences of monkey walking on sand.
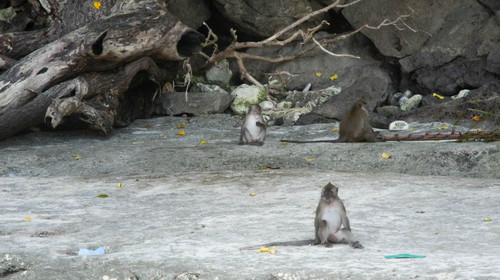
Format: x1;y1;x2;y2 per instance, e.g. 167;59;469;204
239;104;266;146
240;182;363;250
281;99;379;143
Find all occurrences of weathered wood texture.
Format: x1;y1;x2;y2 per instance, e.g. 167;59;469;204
0;0;204;140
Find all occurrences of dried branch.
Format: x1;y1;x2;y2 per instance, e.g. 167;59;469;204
311;36;360;59
234;53;264;89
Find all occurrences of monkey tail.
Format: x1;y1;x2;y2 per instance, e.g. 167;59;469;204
280;139;340;143
239;239;315;250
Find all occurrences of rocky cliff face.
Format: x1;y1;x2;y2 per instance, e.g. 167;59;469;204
168;0;499;129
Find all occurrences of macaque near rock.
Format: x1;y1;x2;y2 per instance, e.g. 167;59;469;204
239;104;266;145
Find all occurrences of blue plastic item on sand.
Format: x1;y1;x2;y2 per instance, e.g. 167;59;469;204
385;254;425;259
78;246;106;255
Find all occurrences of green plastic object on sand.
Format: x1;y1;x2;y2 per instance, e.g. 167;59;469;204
385;254;426;259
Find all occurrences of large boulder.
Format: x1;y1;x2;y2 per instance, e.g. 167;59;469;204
167;0;211;29
152;91;233;116
243;33;398;92
342;0;500;95
211;0;325;37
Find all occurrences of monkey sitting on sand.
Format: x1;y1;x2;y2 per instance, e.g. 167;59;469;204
240;182;363;250
315;182;363;248
239;104;266;146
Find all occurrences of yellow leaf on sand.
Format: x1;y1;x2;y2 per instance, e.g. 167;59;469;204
177;130;185;135
484;217;492;222
381;153;391;159
72;154;83;160
258;247;270;253
200;140;207;145
93;1;101;9
473;116;481;121
177;123;186;129
281;142;288;145
116;183;123;188
132;141;144;145
97;194;108;198
305;158;315;162
315;72;323;77
436;126;448;130
332;127;338;132
250;193;256;196
259;166;280;170
257;247;277;254
329;74;339;80
25;216;31;222
432;93;444;99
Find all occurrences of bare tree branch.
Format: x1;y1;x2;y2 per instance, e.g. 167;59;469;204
311;36;360;59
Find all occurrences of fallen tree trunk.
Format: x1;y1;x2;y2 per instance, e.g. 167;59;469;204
0;0;204;140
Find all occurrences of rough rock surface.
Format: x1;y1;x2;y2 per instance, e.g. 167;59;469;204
244;33;397;92
211;0;323;37
167;0;211;29
342;0;500;95
152;91;233;116
396;82;500;129
0;115;499;279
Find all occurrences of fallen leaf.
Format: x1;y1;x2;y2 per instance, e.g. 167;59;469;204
257;247;277;254
436;126;448;130
408;128;415;131
177;130;185;135
177;123;186;129
281;142;288;145
315;72;323;77
259;166;280;170
432;93;444;99
200;140;207;145
93;1;101;9
97;194;108;198
115;183;123;188
72;154;83;160
132;141;144;145
250;193;256;196
329;74;339;80
484;217;492;222
25;216;31;222
381;153;391;159
472;116;481;121
332;127;338;132
305;158;315;162
258;247;270;253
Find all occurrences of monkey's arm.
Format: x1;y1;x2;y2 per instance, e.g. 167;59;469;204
340;203;351;231
240;239;315;250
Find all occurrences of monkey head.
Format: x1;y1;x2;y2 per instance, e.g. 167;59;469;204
321;182;339;204
248;104;262;114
